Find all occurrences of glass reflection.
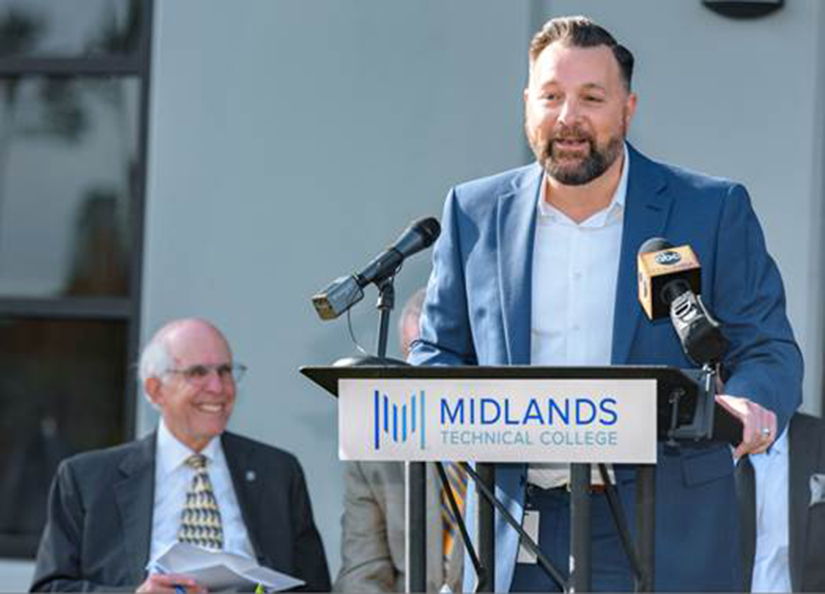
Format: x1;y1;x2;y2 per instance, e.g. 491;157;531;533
0;318;127;556
0;76;137;297
0;0;141;58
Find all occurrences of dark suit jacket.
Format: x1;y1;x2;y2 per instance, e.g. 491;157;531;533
750;413;825;592
410;144;802;591
788;413;825;591
30;431;331;592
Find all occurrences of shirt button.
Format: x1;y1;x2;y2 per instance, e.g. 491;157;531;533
572;324;580;331
573;271;582;280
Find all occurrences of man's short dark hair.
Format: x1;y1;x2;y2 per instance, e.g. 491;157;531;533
529;15;635;91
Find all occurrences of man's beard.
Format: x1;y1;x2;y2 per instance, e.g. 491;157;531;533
532;125;624;186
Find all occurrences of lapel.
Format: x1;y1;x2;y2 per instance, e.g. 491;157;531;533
114;433;156;584
222;433;268;565
497;164;542;365
611;144;672;364
788;415;816;592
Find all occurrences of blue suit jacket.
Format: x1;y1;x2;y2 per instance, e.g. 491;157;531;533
409;145;802;591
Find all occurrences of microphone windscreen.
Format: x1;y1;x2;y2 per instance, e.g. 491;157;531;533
413;217;441;247
638;237;672;255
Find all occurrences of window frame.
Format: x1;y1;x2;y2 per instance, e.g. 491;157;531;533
0;0;153;558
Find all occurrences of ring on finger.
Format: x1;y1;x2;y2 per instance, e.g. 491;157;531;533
760;427;771;436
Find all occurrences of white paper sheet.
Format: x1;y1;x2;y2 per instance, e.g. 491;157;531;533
148;542;305;591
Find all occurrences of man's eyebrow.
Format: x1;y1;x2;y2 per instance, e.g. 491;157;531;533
535;81;608;92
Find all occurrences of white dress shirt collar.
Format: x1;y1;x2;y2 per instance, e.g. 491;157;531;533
156;419;222;477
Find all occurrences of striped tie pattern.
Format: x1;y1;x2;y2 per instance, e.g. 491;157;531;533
441;462;468;564
178;454;224;551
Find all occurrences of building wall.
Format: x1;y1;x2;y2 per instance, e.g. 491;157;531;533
4;0;822;588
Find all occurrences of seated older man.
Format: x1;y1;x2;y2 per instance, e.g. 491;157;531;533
31;318;330;592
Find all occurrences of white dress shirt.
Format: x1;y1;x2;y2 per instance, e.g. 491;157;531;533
528;145;629;489
148;421;256;566
749;428;791;592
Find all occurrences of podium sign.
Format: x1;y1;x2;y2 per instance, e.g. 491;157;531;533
339;377;657;463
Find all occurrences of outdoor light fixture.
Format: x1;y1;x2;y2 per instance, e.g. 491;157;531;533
702;0;784;19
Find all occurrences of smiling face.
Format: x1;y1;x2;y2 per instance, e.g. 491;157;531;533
145;321;236;452
524;41;636;186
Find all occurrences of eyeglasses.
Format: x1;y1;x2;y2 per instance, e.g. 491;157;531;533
165;363;248;385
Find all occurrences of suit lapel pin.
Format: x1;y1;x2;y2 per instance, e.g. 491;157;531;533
246;470;256;482
810;473;825;507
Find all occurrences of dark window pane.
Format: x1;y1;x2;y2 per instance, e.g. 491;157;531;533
0;76;138;298
0;318;128;556
0;0;142;58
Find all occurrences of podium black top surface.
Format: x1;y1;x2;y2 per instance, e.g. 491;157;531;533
300;364;702;398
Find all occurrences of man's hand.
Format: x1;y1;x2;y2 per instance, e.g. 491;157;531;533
136;573;207;594
715;394;777;459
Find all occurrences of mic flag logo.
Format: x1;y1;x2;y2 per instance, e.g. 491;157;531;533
373;389;426;450
654;250;682;266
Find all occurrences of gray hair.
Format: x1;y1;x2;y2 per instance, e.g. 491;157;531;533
138;336;173;384
138;330;174;407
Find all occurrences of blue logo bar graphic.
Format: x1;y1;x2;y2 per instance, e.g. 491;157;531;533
373;389;426;450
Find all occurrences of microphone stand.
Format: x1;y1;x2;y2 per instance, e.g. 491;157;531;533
331;276;428;592
377;279;428;592
375;277;394;358
371;277;428;593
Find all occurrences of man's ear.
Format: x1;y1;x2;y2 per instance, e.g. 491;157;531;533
145;377;163;407
624;92;638;129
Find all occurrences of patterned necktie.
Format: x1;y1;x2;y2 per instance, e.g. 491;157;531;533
441;462;468;565
178;454;224;551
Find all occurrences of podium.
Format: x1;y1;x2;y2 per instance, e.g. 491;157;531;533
302;364;738;592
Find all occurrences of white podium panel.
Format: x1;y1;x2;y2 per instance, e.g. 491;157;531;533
339;378;657;463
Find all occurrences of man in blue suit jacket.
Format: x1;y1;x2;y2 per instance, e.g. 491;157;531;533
408;16;802;592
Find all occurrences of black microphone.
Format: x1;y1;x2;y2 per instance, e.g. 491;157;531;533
312;217;441;320
637;237;729;366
